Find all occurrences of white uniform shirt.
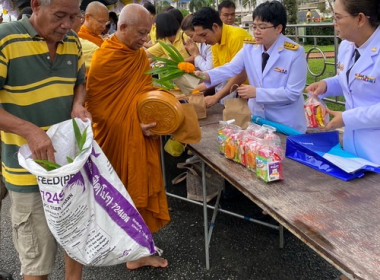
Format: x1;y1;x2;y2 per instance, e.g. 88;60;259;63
323;27;380;164
206;33;307;132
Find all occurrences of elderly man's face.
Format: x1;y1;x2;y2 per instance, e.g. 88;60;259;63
32;0;81;43
119;16;152;50
86;9;109;35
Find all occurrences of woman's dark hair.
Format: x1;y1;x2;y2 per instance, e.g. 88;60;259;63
181;14;194;31
109;11;118;25
252;1;287;34
143;2;156;16
192;7;223;30
341;0;380;27
155;12;180;40
162;5;174;12
167;8;183;25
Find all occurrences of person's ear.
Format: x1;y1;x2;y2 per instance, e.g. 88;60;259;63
275;24;283;34
357;12;368;28
119;23;127;32
84;14;91;22
30;0;41;13
212;23;219;32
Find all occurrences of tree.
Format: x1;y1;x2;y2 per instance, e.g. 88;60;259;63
318;2;326;13
156;1;172;13
242;0;256;11
189;0;211;13
283;0;298;24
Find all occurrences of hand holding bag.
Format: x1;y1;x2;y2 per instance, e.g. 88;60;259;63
223;84;251;129
18;119;157;265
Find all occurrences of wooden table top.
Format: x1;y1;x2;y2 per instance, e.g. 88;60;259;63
189;123;380;280
198;103;224;127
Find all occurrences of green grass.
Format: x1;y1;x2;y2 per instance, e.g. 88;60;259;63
301;45;345;112
303;45;335;52
306;57;336;85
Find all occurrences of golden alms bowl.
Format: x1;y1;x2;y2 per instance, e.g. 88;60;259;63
137;90;185;135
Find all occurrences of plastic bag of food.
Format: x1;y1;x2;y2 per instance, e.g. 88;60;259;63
304;94;329;129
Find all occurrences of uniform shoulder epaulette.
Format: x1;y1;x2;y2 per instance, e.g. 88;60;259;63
243;37;256;44
284;41;299;50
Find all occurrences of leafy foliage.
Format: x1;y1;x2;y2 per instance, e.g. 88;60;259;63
283;0;298;24
34;119;89;171
146;41;200;90
189;0;211;13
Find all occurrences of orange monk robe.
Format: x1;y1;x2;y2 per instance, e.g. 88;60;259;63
78;25;104;47
86;35;170;233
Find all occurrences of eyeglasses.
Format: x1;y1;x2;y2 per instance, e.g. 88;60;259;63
252;25;275;31
333;13;368;22
221;13;235;18
333;14;352;22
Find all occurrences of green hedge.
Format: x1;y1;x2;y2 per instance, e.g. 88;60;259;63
305;25;335;45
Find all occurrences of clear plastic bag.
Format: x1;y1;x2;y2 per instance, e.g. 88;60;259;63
304;94;329;129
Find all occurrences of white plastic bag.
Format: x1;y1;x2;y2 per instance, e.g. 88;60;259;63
18;118;157;266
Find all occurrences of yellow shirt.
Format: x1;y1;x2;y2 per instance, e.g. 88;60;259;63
79;38;99;74
212;24;252;67
149;24;157;44
147;30;190;59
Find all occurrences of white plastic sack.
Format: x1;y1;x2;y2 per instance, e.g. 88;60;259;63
18;118;156;266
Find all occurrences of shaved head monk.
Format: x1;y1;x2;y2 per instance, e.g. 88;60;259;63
86;4;169;270
78;1;109;47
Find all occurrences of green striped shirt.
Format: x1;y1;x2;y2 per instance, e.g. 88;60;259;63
0;16;86;193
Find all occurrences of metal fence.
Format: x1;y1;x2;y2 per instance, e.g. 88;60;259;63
286;23;344;106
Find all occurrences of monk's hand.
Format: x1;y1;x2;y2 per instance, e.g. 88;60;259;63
322;108;344;131
141;122;156;137
237;84;256;99
71;104;92;122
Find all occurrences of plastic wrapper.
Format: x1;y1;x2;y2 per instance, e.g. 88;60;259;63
304;94;329;129
217;121;240;155
256;142;283;182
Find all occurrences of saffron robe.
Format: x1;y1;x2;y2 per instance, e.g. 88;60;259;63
86;35;170;233
78;25;104;47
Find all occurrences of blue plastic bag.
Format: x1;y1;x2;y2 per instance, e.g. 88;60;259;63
285;131;380;181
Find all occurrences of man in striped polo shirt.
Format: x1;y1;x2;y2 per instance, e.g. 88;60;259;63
0;0;91;279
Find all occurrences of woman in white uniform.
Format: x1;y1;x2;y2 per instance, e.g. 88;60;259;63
307;0;380;165
199;1;307;132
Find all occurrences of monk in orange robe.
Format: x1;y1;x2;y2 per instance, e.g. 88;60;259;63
78;1;108;47
86;4;169;269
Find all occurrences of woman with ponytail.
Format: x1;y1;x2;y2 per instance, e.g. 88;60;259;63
307;0;380;165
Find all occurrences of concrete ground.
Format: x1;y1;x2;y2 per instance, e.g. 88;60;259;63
0;152;341;280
